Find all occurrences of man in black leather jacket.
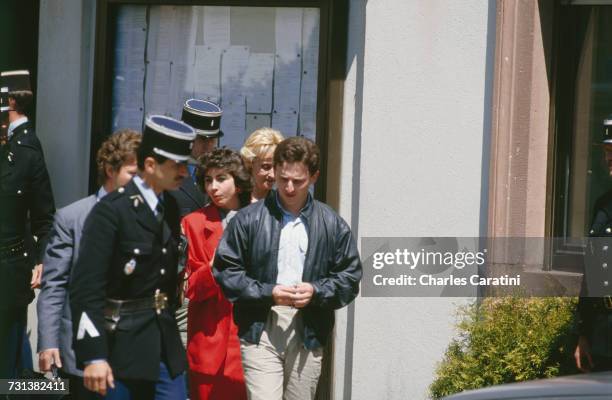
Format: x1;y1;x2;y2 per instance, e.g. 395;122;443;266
214;136;361;400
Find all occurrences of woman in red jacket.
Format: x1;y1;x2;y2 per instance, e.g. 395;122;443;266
182;148;252;400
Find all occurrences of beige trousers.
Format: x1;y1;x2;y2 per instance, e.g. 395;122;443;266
240;306;323;400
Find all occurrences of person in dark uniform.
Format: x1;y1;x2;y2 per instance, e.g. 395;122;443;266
0;69;55;378
172;99;223;217
69;115;196;399
575;116;612;372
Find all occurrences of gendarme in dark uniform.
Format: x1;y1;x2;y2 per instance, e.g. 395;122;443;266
69;116;196;398
576;116;612;372
171;99;224;217
0;70;55;377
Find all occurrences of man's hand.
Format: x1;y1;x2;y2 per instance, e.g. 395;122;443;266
272;285;296;306
575;335;594;372
38;348;62;372
83;361;115;396
31;264;43;289
291;283;315;308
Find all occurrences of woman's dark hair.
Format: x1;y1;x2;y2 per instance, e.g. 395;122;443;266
197;148;253;207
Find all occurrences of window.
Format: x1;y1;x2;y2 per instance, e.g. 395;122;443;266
110;5;320;150
550;1;612;269
90;0;348;206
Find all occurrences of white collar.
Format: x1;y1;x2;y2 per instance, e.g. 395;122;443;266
8;117;28;140
133;175;161;215
96;186;108;201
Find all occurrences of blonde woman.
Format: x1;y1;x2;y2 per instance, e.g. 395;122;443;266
240;127;284;202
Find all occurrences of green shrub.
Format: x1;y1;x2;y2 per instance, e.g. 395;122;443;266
429;297;578;399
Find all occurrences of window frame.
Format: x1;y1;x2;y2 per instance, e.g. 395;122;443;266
90;0;347;208
548;0;612;271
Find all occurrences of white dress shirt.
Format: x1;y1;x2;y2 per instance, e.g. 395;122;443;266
133;175;162;215
275;194;309;286
7;116;28;141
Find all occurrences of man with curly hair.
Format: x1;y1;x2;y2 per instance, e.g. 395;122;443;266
37;129;140;398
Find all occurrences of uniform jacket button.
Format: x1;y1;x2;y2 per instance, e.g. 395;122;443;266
134;248;140;255
160;269;165;275
162;248;167;254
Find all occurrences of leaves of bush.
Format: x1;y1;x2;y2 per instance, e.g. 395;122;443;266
429;297;578;399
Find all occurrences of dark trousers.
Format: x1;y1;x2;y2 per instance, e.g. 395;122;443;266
592;355;612;372
0;307;27;378
101;362;186;400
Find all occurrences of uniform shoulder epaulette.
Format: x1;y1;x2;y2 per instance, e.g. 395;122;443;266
13;132;43;152
103;186;128;202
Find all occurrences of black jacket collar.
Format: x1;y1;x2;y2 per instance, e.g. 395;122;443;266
265;189;314;221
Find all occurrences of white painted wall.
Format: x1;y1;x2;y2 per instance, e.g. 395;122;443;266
333;1;495;399
36;0;96;208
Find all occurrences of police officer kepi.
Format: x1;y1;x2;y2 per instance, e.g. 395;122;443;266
171;98;224;217
70;116;196;398
575;115;612;373
0;70;55;378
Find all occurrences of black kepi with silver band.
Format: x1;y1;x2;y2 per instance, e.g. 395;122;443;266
0;70;32;139
141;115;196;162
0;70;32;94
181;98;224;138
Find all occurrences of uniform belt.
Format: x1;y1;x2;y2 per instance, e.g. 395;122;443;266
0;239;25;259
105;292;169;316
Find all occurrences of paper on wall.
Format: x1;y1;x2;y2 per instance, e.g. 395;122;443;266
171;7;197;65
220;96;246;150
203;6;231;48
147;6;175;62
299;111;316;141
145;61;171;115
243;53;274;114
112;107;144;132
113;68;145;106
272;109;298;136
221;46;250;103
245;114;272;137
275;8;302;60
169;63;191;119
115;6;147;68
274;9;302;113
194;46;222;102
299;9;319;122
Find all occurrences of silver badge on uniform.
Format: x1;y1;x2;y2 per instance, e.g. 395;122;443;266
124;258;137;275
129;194;144;208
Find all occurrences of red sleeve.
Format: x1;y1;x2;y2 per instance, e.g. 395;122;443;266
182;214;222;302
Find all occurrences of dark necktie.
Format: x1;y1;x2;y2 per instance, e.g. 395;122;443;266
156;197;165;223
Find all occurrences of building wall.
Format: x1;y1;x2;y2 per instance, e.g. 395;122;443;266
37;0;96;208
332;1;496;399
35;0;495;398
